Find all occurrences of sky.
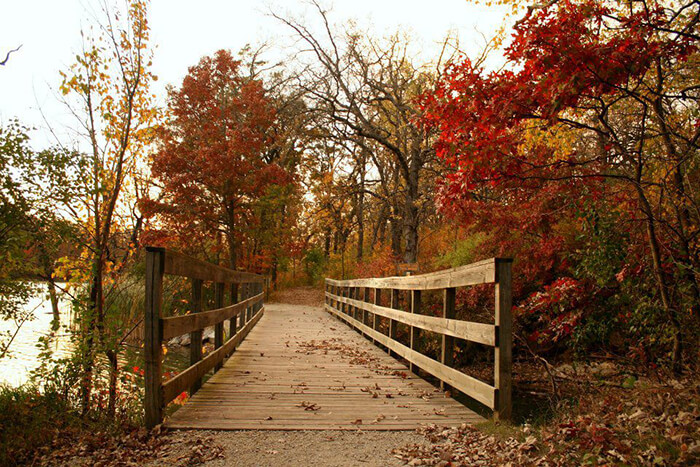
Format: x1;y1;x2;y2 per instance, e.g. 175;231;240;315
0;0;508;149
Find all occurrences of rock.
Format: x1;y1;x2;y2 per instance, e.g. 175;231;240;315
167;326;216;346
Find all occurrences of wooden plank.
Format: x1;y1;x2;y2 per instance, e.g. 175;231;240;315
327;292;496;346
190;279;204;394
373;289;380;345
325;304;496;408
147;247;265;284
165;303;483;430
389;289;399;357
144;248;164;429
494;258;513;421
214;283;224;371
229;284;239;336
228;283;239;355
162;293;263;341
441;287;456;392
410;289;421;374
162;307;264;405
363;287;371;327
325;258;497;290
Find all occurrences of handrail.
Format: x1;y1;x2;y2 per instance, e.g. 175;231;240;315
324;257;512;420
144;247;267;429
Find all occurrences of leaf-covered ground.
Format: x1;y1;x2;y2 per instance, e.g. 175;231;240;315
393;364;699;466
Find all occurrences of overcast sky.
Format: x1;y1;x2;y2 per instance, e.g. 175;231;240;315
0;0;508;149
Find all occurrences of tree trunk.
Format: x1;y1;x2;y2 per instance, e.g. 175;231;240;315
402;158;420;263
635;186;683;371
47;277;60;331
324;227;331;258
106;348;118;417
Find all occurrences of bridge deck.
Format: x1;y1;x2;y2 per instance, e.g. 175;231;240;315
165;303;483;430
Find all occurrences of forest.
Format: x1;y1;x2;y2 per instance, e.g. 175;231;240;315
1;0;699;465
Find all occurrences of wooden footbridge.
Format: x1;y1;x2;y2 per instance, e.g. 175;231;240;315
144;247;512;430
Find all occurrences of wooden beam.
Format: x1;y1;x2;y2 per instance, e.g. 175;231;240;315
162;307;264;406
214;282;224;371
410;289;421;374
326;292;496;346
325;304;496;408
494;259;513;421
144;248;164;429
229;283;239;354
325;258;497;290
363;287;371;327
190;279;203;394
147;247;265;284
441;287;456;392
389;289;399;357
161;293;263;341
373;289;381;345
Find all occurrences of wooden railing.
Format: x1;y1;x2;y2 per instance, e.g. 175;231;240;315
324;257;513;420
144;247;267;428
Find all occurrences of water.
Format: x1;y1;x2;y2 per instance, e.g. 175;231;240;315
0;283;73;386
0;282;190;387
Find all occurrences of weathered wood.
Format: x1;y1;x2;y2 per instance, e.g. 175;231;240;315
147;247;265;284
441;287;456;391
326;292;496;346
363;287;371;327
190;279;204;394
165;304;483;430
229;283;239;352
325;304;496;408
410;289;421;374
494;258;513;421
373;288;381;345
162;307;264;405
325;258;496;290
389;289;399;357
214;283;225;371
161;293;264;340
144;249;164;430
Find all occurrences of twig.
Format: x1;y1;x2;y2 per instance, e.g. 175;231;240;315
0;45;23;66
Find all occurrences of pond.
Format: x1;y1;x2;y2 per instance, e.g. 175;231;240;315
0;282;189;388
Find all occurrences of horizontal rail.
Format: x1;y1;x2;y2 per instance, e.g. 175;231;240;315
162;306;264;405
327;292;496;346
146;247;265;284
325;304;496;408
161;292;264;340
325;257;498;290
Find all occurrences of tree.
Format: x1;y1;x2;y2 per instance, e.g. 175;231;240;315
57;0;157;413
144;49;292;269
275;3;441;263
423;0;700;369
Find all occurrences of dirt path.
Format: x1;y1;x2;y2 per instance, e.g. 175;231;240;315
145;429;426;466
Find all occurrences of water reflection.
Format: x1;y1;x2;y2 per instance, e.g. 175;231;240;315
0;283;190;387
0;283;73;386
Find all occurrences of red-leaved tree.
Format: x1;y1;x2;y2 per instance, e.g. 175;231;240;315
423;0;700;368
143;50;292;268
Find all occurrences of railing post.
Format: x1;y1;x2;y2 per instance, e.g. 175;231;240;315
441;287;456;391
389;289;399;357
494;258;513;421
214;282;224;371
145;248;164;429
373;289;381;345
229;283;239;341
363;287;371;327
190;278;204;394
241;283;249;326
410;289;421;374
